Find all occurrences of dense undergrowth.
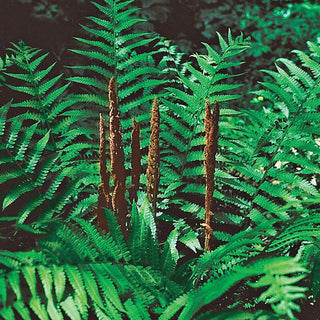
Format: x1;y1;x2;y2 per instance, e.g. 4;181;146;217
0;0;320;319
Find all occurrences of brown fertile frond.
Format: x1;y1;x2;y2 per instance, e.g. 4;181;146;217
204;99;220;252
96;114;112;232
99;114;111;195
130;117;141;203
96;186;110;233
147;96;160;217
109;77;128;239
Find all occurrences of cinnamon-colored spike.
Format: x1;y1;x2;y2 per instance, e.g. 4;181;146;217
96;186;110;233
204;99;220;252
96;114;112;232
99;114;111;199
109;77;128;239
147;97;160;217
130;117;141;203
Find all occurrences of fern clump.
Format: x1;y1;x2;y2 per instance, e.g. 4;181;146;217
0;0;319;319
0;200;184;320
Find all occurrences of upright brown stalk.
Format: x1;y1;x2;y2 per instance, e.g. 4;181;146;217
204;99;220;252
147;97;160;217
109;77;128;239
96;114;111;232
129;117;141;203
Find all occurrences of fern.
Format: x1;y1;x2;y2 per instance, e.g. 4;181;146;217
0;42;98;240
159;256;308;320
129;197;159;266
5;42;70;143
0;194;184;319
0;0;319;317
227;42;320;259
186;41;320;317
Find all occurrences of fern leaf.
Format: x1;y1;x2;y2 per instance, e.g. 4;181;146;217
42;83;70;107
161;229;179;275
0;277;7;306
13;301;32;320
0;307;16;320
124;298;151;320
80;266;105;310
158;294;188;320
6;118;23;149
38;265;53;302
15;122;38;161
0;102;10;136
52;265;66;302
47;299;63;320
25;130;50;173
64;265;87;305
103;208;131;262
60;296;81;320
93;264;125;312
7;271;21;301
2;180;34;210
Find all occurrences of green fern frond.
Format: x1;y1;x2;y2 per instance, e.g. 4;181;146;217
0;41;104;233
129;196;160;268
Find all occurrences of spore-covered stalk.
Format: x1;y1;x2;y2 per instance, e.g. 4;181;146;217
147;97;160;217
204;100;220;252
109;77;128;238
130;117;141;203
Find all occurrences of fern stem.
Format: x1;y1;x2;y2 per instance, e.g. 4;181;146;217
99;114;111;197
147;96;160;217
204;100;220;252
109;77;128;239
96;114;112;232
129;117;141;203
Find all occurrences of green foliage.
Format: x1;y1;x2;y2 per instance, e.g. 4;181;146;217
0;42;98;241
0;198;311;320
160;256;308;320
0;197;184;319
68;0;167;158
0;0;319;319
238;42;320;230
160;30;251;228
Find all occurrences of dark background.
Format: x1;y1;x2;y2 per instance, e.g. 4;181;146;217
1;0;320;95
